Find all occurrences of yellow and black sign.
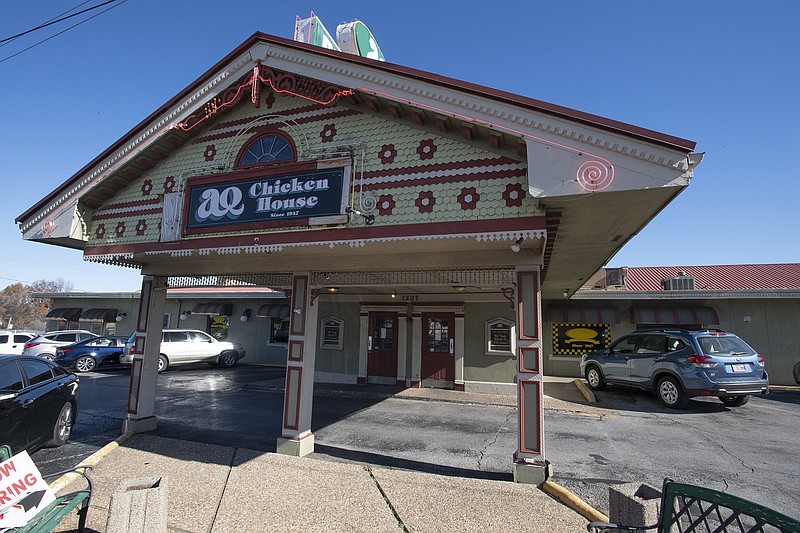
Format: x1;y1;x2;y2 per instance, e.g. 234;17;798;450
552;323;611;356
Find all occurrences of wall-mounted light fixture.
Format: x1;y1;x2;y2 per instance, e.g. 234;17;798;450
240;308;251;322
180;311;191;321
327;287;339;293
391;289;397;299
511;237;524;253
115;312;127;322
453;285;466;292
563;289;569;298
345;206;375;226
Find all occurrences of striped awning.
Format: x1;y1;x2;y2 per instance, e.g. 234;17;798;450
191;303;233;316
547;305;620;324
80;308;118;322
256;304;290;319
46;308;82;321
632;307;719;325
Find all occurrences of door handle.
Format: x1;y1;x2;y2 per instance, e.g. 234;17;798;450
21;399;34;408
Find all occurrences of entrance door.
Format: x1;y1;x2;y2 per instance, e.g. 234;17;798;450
368;312;398;384
421;313;455;388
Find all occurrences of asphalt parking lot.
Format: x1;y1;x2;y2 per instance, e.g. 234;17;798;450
30;365;800;521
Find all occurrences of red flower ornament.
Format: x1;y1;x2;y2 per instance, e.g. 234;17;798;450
457;187;480;210
415;191;436;213
503;183;526;207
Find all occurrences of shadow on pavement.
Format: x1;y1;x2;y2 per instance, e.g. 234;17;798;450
312;443;514;482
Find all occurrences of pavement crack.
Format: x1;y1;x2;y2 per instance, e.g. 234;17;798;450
365;466;408;532
653;414;755;475
478;410;515;469
207;447;238;533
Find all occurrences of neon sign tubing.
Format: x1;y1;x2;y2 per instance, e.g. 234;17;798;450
356;86;615;184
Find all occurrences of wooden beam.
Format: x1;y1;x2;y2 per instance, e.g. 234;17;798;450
460;122;476;141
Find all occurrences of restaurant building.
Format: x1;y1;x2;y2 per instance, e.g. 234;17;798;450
17;31;701;481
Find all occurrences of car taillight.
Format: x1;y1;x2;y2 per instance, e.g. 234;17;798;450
24;342;40;349
60;348;71;354
756;354;765;367
687;354;716;368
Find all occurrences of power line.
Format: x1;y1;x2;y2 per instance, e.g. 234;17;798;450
0;0;118;45
0;0;129;64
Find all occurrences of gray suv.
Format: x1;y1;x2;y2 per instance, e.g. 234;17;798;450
580;329;768;408
22;330;99;360
121;329;245;372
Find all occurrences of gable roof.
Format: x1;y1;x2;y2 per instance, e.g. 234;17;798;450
16;31;695;224
625;264;800;291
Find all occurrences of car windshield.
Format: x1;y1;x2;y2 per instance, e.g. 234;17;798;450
697;336;754;356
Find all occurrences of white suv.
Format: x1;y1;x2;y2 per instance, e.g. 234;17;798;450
0;330;42;354
121;329;246;373
22;330;99;360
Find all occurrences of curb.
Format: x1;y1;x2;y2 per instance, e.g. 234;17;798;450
542;480;609;523
48;431;134;493
573;379;596;403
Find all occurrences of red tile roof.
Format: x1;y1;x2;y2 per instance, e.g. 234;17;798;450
625;264;800;291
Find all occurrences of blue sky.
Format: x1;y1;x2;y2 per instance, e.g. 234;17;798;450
1;1;798;292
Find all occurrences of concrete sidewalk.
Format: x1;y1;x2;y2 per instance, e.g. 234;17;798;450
49;378;603;532
52;433;587;532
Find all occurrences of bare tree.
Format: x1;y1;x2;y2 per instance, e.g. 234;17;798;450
0;278;74;330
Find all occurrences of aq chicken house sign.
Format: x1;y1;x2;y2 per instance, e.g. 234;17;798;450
187;167;347;231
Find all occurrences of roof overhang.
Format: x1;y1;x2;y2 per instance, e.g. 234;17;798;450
16;32;699;298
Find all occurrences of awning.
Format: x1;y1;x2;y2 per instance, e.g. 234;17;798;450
191;303;233;316
45;308;82;321
80;308;118;322
256;304;290;319
547;305;620;324
632;307;719;325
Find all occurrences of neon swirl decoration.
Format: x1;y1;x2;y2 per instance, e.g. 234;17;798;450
172;66;353;133
357;87;615;192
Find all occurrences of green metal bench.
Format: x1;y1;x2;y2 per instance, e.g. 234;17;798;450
588;478;800;533
9;466;93;533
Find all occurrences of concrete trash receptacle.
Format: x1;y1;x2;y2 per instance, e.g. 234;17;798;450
106;476;168;533
609;482;662;528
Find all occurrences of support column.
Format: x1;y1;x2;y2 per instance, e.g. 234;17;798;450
454;313;465;391
358;311;368;384
123;275;167;434
512;268;551;484
277;273;319;457
410;312;422;387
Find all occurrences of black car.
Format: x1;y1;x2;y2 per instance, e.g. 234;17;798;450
0;354;79;455
54;335;128;372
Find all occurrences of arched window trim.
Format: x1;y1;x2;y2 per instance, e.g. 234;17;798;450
234;130;298;169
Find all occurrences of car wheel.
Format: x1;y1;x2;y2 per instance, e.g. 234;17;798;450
720;395;749;407
74;355;96;372
585;366;606;391
218;351;238;368
46;403;74;447
158;355;169;373
41;353;56;361
657;376;688;408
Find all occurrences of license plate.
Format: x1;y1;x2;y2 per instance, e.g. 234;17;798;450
731;364;748;372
